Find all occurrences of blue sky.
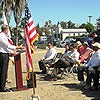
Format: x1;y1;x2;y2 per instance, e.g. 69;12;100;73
28;0;100;27
10;0;100;27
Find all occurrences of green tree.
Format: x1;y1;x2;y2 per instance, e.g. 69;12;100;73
36;27;43;36
0;0;26;45
48;20;52;27
85;23;94;33
45;21;48;27
60;21;66;29
79;23;86;28
36;22;40;28
67;20;75;28
96;17;100;30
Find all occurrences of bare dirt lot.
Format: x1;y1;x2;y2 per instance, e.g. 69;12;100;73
0;47;100;100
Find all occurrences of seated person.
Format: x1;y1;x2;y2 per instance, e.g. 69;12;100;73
64;44;70;53
76;41;84;55
92;32;100;43
38;43;56;74
51;43;80;81
77;42;100;90
77;42;93;65
49;43;70;68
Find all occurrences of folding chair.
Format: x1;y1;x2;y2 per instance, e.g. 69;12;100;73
56;53;63;58
46;53;63;74
61;63;78;80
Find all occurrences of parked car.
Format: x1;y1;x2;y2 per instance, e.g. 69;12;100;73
60;38;76;47
53;38;61;47
76;36;88;43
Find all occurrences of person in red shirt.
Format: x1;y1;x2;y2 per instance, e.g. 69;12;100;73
78;42;93;65
76;41;84;55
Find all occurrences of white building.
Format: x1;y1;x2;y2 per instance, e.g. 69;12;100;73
55;24;88;41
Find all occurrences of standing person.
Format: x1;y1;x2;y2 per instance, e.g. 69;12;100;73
87;33;94;48
38;43;56;74
0;24;24;92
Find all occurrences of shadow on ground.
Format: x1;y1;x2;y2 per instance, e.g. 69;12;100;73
35;71;52;81
35;71;62;81
53;83;100;100
35;71;100;99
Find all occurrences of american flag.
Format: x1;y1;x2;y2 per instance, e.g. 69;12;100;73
25;6;38;78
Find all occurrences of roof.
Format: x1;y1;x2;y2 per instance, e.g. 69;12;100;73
61;29;87;33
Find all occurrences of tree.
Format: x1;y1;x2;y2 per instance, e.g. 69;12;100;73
45;21;48;27
19;17;25;28
85;23;94;33
13;0;25;45
60;21;67;29
79;22;94;33
36;22;40;28
0;1;3;26
96;17;100;30
1;0;14;24
79;23;86;28
67;20;75;28
36;27;43;36
48;20;52;27
1;0;26;45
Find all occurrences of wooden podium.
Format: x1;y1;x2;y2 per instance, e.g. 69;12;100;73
14;49;27;91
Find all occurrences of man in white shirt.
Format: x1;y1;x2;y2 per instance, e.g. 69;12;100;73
0;24;23;92
85;43;100;68
78;42;100;90
51;43;80;81
38;43;56;74
84;42;100;90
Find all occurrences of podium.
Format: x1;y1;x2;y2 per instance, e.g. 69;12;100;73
14;49;27;91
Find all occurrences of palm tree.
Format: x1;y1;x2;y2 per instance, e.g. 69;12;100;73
1;0;12;24
96;17;100;30
0;0;4;26
1;0;27;45
13;0;25;45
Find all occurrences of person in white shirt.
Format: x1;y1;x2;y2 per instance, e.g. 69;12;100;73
0;24;24;92
51;43;80;81
38;43;56;74
78;42;100;90
84;42;100;90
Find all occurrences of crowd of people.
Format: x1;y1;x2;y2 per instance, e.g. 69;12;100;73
38;32;100;91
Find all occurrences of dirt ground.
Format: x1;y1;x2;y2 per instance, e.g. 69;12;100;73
0;47;100;100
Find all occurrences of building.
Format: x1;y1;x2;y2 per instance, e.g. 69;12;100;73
55;23;88;41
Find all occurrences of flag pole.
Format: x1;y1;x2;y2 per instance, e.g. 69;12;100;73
24;0;36;93
25;0;40;99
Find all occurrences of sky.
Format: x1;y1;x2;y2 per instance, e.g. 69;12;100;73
11;0;100;27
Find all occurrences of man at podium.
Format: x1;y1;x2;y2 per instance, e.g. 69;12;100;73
0;24;24;92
